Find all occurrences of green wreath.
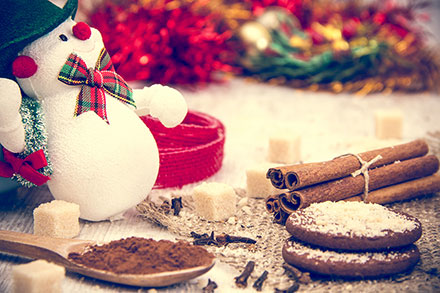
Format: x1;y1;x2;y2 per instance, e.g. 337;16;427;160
10;96;52;188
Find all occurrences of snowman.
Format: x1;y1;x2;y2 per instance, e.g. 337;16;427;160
0;0;187;221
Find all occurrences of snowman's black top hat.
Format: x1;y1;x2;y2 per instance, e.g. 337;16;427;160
0;0;78;79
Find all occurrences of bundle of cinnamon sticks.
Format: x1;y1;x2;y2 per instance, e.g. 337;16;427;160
265;139;440;224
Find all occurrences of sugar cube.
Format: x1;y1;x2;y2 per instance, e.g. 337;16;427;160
193;182;237;221
12;260;65;293
246;163;281;198
268;132;301;164
33;200;80;238
374;109;403;139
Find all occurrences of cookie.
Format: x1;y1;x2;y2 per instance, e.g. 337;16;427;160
282;239;420;277
285;201;422;251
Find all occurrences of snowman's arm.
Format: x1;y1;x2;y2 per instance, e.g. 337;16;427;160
132;87;152;117
132;84;188;128
0;78;26;153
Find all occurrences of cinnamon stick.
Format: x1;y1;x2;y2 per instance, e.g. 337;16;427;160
265;194;279;213
280;154;439;211
272;198;281;213
267;139;429;190
273;210;289;225
266;165;293;189
279;192;298;214
344;173;440;204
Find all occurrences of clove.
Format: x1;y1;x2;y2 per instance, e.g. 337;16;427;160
275;283;300;293
190;231;257;247
159;200;171;214
190;231;209;239
252;270;268;291
171;197;183;216
234;260;255;288
192;231;219;246
282;263;311;284
216;233;257;246
202;278;218;293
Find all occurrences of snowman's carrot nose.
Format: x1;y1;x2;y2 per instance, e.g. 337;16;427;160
73;22;91;40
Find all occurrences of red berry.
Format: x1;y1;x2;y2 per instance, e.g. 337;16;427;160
73;22;91;40
12;56;38;78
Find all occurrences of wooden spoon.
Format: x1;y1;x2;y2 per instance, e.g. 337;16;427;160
0;230;215;287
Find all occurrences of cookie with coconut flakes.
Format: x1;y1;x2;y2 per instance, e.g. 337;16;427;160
285;201;422;251
282;238;420;277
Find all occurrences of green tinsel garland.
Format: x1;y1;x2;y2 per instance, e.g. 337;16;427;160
248;36;388;84
11;96;52;188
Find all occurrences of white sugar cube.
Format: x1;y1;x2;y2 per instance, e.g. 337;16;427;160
374;109;403;139
246;163;281;198
192;182;237;221
12;260;65;293
268;132;301;164
33;200;80;238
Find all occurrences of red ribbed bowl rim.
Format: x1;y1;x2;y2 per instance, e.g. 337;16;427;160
140;110;225;188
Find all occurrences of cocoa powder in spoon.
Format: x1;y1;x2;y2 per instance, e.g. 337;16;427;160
68;237;214;274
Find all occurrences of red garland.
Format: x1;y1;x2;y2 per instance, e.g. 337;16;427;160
90;0;238;85
140;110;225;188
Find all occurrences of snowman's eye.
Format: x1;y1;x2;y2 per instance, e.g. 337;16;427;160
59;34;68;42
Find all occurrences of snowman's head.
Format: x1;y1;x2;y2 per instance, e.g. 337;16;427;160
13;18;104;100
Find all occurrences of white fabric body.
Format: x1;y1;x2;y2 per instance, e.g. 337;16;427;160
15;19;162;221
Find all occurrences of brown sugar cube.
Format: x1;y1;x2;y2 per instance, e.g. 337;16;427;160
33;200;80;238
246;163;281;198
268;132;301;164
12;259;65;293
375;109;403;139
193;182;237;221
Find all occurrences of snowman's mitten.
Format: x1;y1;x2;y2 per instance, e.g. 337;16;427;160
0;78;25;153
137;84;188;128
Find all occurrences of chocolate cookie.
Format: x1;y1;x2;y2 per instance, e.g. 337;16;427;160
282;239;420;277
285;201;422;251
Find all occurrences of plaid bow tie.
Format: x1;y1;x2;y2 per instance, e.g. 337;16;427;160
58;48;135;123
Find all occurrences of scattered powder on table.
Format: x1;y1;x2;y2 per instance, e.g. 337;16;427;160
288;201;419;238
68;237;214;274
